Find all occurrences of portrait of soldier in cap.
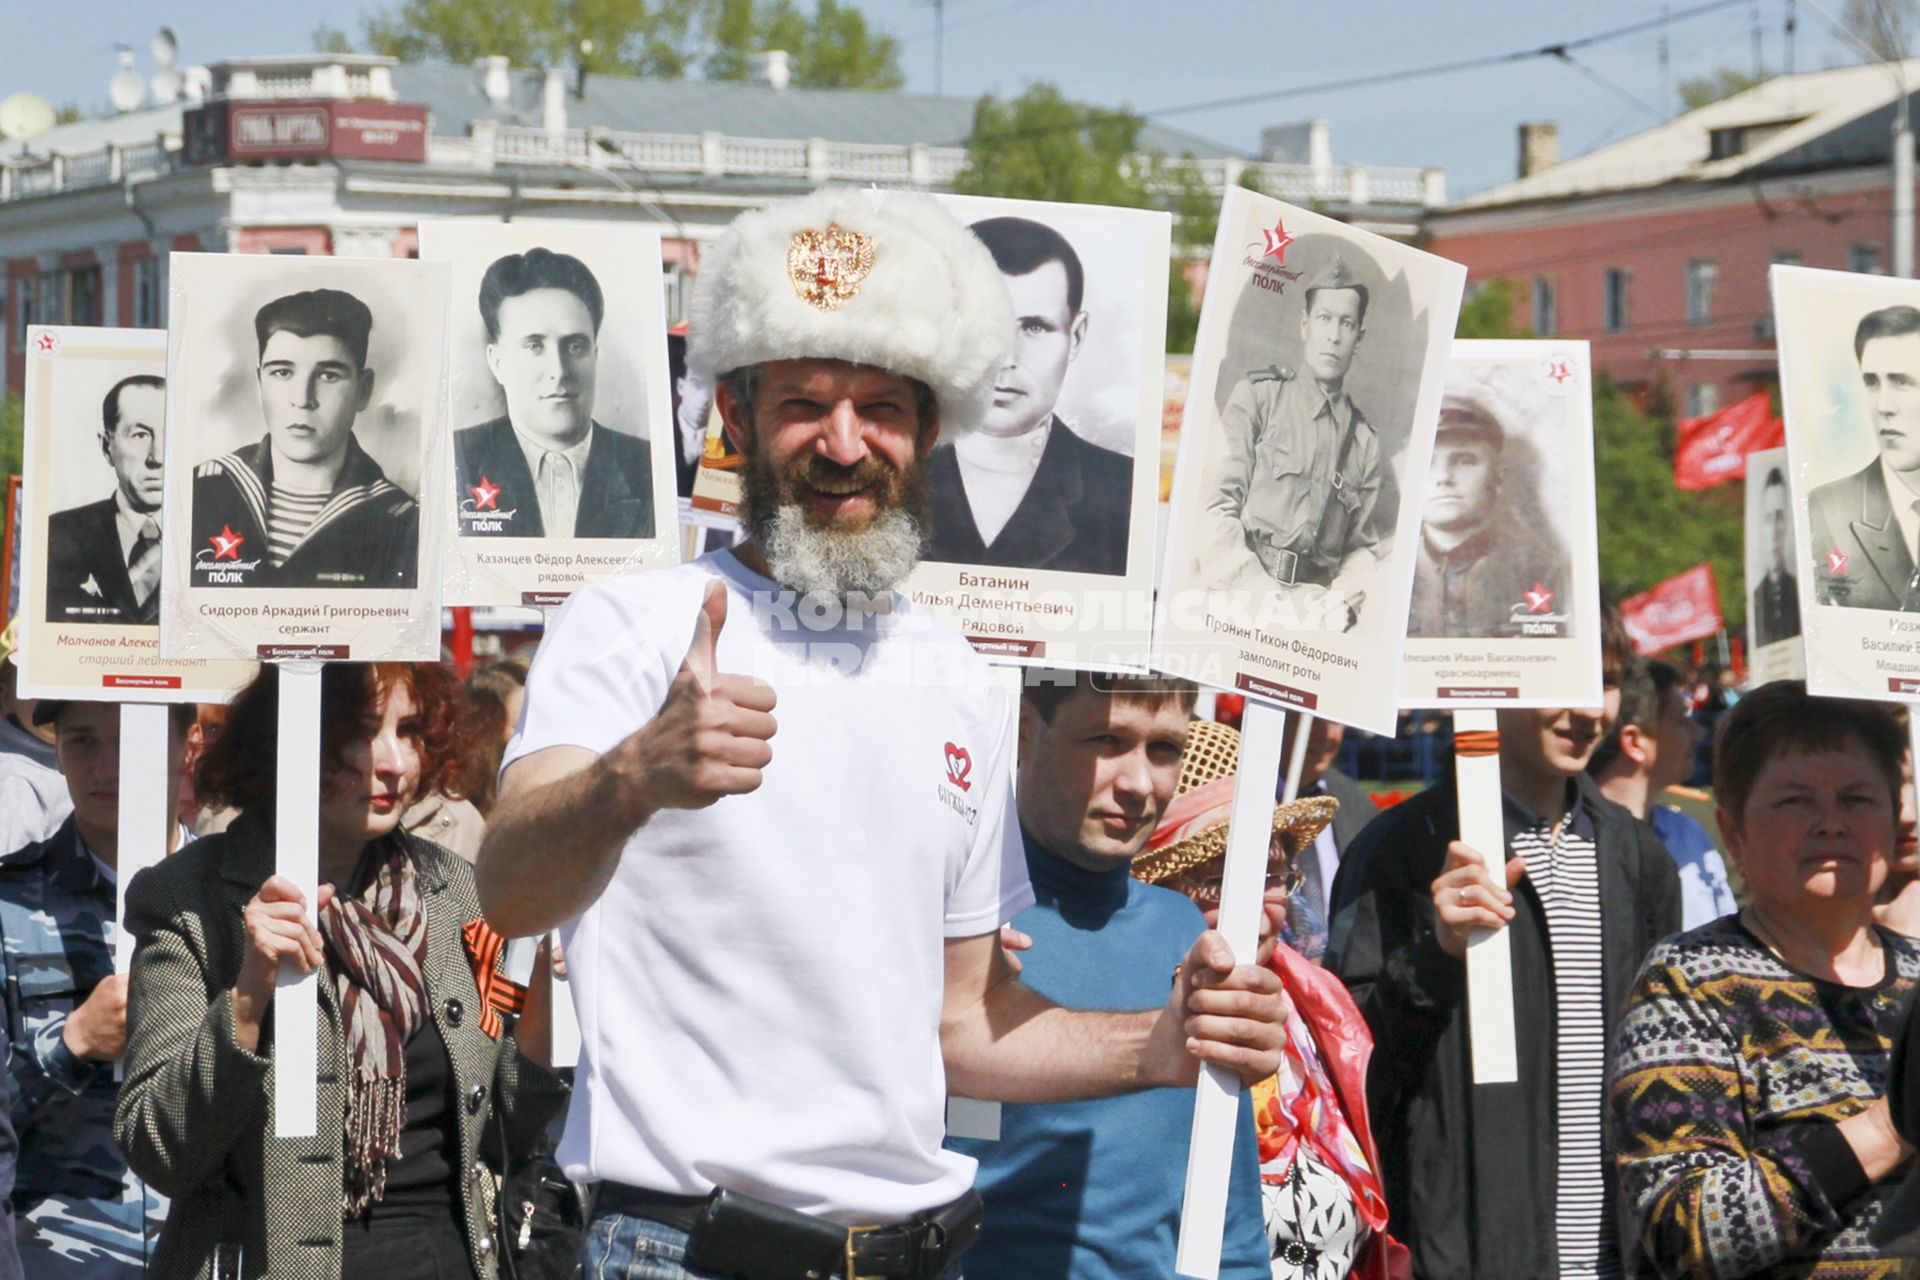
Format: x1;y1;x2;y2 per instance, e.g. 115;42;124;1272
1407;389;1567;639
44;373;167;625
1203;255;1382;630
924;216;1133;576
452;247;655;541
189;287;419;590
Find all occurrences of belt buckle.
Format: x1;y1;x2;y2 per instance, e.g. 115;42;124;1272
1274;548;1298;586
844;1223;883;1280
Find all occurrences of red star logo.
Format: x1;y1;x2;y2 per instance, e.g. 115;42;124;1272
1827;547;1849;575
210;525;244;560
471;476;500;511
32;332;54;352
1260;219;1294;262
1524;581;1555;613
1546;358;1572;384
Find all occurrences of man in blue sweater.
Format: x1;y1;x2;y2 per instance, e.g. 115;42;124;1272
946;670;1272;1278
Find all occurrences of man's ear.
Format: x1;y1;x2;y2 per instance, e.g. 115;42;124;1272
715;378;751;455
354;368;376;414
1067;310;1089;362
99;431;113;464
1016;698;1039;771
1620;723;1656;769
483;342;503;388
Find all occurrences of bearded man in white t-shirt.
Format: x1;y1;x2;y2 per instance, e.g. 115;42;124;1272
476;188;1290;1280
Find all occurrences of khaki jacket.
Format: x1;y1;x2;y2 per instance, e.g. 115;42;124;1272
113;817;567;1279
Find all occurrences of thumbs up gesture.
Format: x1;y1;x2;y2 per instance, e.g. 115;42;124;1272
607;581;778;813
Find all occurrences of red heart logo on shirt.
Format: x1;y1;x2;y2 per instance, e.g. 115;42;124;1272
944;743;972;792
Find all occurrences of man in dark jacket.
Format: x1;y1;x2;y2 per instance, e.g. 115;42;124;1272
189;288;417;589
1327;697;1682;1280
45;375;167;625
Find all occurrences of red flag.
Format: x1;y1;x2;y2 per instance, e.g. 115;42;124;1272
1621;563;1725;655
1673;392;1783;491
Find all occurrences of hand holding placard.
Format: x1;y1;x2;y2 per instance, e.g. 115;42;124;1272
235;878;335;1054
605;582;778;814
1430;841;1528;959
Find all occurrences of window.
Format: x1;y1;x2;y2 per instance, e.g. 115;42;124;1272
1772;249;1803;266
1686;383;1719;418
1531;275;1558;336
65;267;101;328
1686;260;1717;325
13;280;32;350
1851;242;1884;275
663;265;691;328
1604;267;1630;333
132;257;160;328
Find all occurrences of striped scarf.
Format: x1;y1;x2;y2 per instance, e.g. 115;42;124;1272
320;841;429;1216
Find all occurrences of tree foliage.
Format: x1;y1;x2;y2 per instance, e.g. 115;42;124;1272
1845;0;1916;60
1678;67;1766;111
1;395;20;482
348;0;902;88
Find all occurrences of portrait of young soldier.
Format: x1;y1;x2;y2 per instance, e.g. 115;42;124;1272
1751;466;1801;646
453;247;654;540
924;216;1132;576
1810;304;1920;612
1204;256;1383;632
44;375;166;625
1407;390;1566;639
189;288;418;589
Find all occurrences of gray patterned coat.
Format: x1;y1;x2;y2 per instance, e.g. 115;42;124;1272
113;816;568;1280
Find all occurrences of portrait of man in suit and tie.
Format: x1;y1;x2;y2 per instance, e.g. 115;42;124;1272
452;248;654;540
924;216;1132;576
1809;304;1920;612
1751;465;1801;644
44;374;166;625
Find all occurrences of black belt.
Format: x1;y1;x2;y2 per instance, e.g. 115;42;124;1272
592;1182;983;1280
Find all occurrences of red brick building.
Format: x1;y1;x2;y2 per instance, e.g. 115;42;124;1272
1426;60;1920;418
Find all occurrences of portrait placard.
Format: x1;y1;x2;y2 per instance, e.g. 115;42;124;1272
1398;340;1601;709
1153;188;1465;732
897;193;1170;672
417;219;679;607
17;326;251;700
159;254;450;662
1743;444;1805;683
1771;264;1920;702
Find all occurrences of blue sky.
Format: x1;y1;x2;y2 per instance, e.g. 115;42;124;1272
0;0;1869;197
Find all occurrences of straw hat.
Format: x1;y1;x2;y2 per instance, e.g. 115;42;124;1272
1132;719;1340;887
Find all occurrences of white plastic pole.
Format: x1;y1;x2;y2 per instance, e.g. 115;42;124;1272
114;704;171;973
1173;700;1287;1280
274;663;323;1137
541;607;582;1070
1453;708;1519;1085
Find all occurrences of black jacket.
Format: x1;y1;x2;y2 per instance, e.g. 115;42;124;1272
1325;770;1682;1280
189;435;418;589
924;417;1132;576
44;497;148;624
453;417;654;540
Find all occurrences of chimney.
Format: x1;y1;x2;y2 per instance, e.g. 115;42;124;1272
543;65;568;135
1260;120;1331;173
481;55;512;107
750;50;791;91
1518;121;1559;178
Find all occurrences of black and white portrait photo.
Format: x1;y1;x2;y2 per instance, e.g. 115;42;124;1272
44;370;167;624
1750;461;1801;646
924;214;1134;576
453;247;653;540
1407;364;1576;641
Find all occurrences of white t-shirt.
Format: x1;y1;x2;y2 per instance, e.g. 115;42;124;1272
505;550;1034;1221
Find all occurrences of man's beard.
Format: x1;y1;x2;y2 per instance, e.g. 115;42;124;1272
740;440;929;601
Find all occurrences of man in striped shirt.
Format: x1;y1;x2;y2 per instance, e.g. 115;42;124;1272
1328;633;1682;1279
189;288;419;590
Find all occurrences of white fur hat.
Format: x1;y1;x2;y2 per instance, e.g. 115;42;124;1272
687;187;1013;431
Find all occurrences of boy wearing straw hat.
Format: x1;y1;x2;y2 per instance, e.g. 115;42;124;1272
944;670;1274;1280
478;189;1291;1280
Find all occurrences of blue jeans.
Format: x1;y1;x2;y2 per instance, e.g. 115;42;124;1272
582;1204;963;1280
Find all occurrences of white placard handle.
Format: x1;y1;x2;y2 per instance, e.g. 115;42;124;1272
273;663;324;1138
1453;708;1518;1085
539;607;584;1071
115;704;171;972
1173;700;1287;1280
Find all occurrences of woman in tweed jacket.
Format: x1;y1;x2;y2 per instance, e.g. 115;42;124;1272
113;663;568;1280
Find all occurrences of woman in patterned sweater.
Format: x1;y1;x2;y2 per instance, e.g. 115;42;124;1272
1611;681;1919;1278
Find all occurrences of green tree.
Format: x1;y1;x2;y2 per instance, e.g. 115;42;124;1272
1;394;20;481
1454;277;1524;340
1845;0;1915;59
351;0;902;87
1678;67;1766;111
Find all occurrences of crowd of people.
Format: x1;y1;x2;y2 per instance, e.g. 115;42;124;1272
2;184;1920;1280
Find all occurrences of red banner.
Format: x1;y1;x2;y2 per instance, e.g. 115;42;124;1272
1621;563;1725;655
1674;391;1783;491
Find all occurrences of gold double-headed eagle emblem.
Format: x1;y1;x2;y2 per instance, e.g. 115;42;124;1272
787;223;874;311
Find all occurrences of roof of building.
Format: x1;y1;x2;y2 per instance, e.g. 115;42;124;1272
1452;57;1920;210
0;56;1238;162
